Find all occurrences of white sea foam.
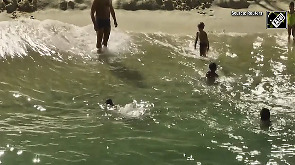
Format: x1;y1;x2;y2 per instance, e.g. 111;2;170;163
215;32;248;37
102;100;154;118
0;19;131;59
185;39;220;60
117;100;154;118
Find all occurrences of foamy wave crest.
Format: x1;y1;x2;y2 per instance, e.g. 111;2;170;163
118;100;154;118
142;32;219;60
0;19;131;58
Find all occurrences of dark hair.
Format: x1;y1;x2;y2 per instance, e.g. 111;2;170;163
198;22;205;29
260;108;270;121
290;2;294;6
209;63;217;71
105;99;114;106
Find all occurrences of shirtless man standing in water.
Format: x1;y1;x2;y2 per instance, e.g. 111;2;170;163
91;0;118;52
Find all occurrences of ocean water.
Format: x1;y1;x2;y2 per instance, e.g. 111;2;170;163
0;18;295;165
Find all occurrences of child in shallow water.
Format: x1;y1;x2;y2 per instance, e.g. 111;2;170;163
206;62;219;84
194;22;209;57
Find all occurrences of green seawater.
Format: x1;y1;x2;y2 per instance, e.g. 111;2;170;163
0;20;295;164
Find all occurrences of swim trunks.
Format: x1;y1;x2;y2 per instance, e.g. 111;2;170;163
200;42;208;56
96;18;111;29
287;12;295;26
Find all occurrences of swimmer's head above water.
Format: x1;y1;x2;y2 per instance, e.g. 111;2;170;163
105;99;114;106
209;62;217;72
206;62;219;85
260;108;270;121
260;108;271;129
198;22;205;30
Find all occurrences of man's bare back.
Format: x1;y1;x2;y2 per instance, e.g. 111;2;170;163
93;0;111;19
198;31;208;44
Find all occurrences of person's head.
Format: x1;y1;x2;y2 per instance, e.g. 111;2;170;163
209;62;217;72
290;2;294;10
105;99;114;106
198;22;205;31
260;108;270;121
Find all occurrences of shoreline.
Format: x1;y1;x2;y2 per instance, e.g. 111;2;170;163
0;3;290;35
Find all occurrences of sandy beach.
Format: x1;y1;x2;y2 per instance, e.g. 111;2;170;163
0;1;291;35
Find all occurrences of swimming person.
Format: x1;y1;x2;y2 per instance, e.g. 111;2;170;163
106;99;114;107
260;108;271;128
105;98;120;110
194;22;209;57
91;0;118;53
288;2;295;40
206;62;219;84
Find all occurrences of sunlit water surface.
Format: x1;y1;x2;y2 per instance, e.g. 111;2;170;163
0;19;295;164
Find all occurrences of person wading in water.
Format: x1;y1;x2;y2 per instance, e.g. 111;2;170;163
91;0;118;53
